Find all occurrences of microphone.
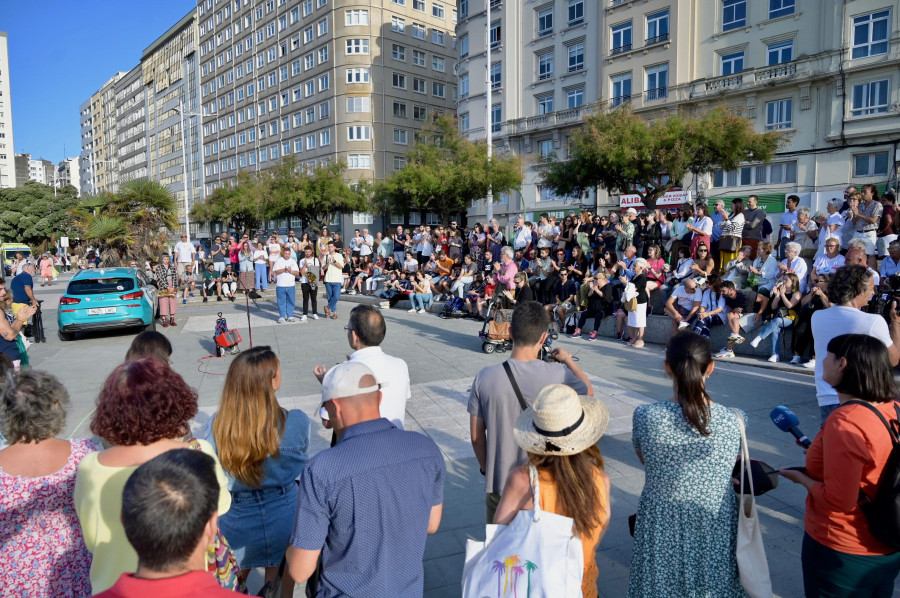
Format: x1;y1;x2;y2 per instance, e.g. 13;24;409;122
770;406;812;449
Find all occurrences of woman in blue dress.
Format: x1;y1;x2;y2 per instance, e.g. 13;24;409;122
205;346;310;594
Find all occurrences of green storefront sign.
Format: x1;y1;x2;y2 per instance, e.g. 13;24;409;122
707;192;786;214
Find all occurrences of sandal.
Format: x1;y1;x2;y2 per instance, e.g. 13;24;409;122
324;306;331;318
330;313;338;319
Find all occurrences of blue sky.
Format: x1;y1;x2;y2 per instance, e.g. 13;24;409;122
3;0;195;164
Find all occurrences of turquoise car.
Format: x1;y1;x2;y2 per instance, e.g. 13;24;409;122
57;268;158;341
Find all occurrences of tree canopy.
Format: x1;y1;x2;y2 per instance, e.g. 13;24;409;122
374;115;523;224
0;182;79;250
542;106;785;209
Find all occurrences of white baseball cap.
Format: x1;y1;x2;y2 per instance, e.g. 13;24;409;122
320;361;383;405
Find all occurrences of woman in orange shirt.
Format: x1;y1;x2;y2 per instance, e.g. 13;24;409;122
493;384;611;598
781;333;900;597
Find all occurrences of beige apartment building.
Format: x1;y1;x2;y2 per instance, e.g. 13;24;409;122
460;0;899;224
79;72;126;195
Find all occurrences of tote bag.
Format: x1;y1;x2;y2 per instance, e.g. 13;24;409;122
733;410;773;598
462;466;584;598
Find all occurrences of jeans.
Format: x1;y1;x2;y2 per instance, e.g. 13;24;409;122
410;292;433;310
213;261;225;273
757;316;793;355
820;403;840;425
452;276;474;298
276;286;295;319
254;263;268;290
802;533;900;598
325;282;341;313
577;308;607;334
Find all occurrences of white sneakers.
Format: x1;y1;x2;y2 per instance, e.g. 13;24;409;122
417;309;426;314
277;317;286;324
749;336;762;348
299;315;307;322
310;313;320;320
790;355;802;364
286;317;296;322
408;308;417;313
802;358;816;369
678;321;689;329
767;354;780;363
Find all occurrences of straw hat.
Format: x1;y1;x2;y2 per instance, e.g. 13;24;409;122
513;384;609;456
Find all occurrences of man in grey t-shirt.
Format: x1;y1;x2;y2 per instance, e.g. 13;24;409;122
741;194;767;258
468;301;593;523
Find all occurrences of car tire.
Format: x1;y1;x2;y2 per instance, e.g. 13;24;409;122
58;330;75;342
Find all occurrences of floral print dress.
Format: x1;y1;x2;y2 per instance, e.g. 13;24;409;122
628;401;747;598
0;439;97;597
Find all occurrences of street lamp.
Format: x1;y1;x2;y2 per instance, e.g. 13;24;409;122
174;98;201;239
88;155;117;196
484;0;494;223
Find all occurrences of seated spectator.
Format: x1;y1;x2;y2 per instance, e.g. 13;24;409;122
590;248;616;279
529;246;555;304
750;273;802;362
721;245;753;289
364;258;385;295
450;255;477;298
778;241;809;293
572;273;615;341
473;274;498;320
0;371;96;596
180;264;199;304
714;280;770;359
615;245;638;282
845;243;881;286
644;245;666;293
201;263;223;302
514;249;530;274
93;449;235;597
790;273;831;367
566;246;589;284
383;253;401;275
385;272;414;308
403;252;418;273
690;274;727;339
546;270;578;326
749;241;779;291
465;274;487;319
349;257;372;295
430;250;455;297
879;240;900;279
408;271;433;314
661;246;694;297
664;278;703;333
689;243;715;287
221;264;238;301
501;272;534;310
812;238;845;278
494;247;518;292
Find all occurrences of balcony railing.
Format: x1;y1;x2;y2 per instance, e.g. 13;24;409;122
611;44;632;55
754;62;796;83
701;59;802;95
645;33;669;46
505;100;604;135
646;87;668;101
705;74;743;92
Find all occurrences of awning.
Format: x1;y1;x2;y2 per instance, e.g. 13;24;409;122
619;189;695;209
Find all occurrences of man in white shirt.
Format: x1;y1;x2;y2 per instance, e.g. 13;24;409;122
777;195;798;260
273;247;300;323
359;228;374;259
174;234;195;279
664;278;702;332
536;213;554;249
880;241;900;279
513;217;532;253
812;265;900;422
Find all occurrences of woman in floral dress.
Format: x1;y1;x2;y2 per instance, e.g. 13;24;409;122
628;332;746;598
0;370;97;597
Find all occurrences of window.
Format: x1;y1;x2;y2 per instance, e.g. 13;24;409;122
412;23;426;39
348;154;371;169
413;77;427;93
347;97;371;112
392;72;407;89
567;43;584;72
392;44;407;61
566;87;584;108
394;156;407;170
346;68;370;83
432;56;445;72
537;94;554;114
346;9;369;25
460;34;469;58
853;152;890;177
490;64;501;89
304;54;314;70
391;16;406;33
852;10;890;59
646;10;669;44
646;64;668;100
346;39;369;54
567;0;583;25
305;80;315;95
611;22;632;54
459;112;469;131
394;129;409;144
460;74;469;97
721;51;744;75
319;73;330;90
433;82;446;97
318;18;328;36
414;105;428;120
413;0;425;10
490;21;501;48
348;125;371;141
538;139;554;160
723;0;746;31
393;101;407;117
392;0;405;5
432;30;444;45
319;101;330;119
537;7;553;36
769;0;794;19
413;50;426;67
765;99;792;130
318;46;328;63
433;2;444;18
302;0;313;16
491;104;502;132
304;27;314;43
611;72;632;107
851;80;889;116
320;130;331;146
767;40;793;65
713;161;797;187
538;52;554;80
306;134;316;150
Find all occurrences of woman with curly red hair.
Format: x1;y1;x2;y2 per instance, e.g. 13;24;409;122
73;358;232;594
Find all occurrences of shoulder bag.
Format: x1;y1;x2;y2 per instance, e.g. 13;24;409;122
719;235;742;253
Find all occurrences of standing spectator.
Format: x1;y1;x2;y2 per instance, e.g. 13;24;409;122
781;334;900;596
639;212;662;259
488;222;504;265
252;240;268;291
750;273;802;362
469;223;487;268
349;229;362;264
391;226;407;263
601;213;619;255
686;204;713;258
718;198;745;267
273;247;300;323
359;228;374;261
822;199;844;248
205;347;309;593
778;194;800;259
286;362;445;597
790;273;831;367
201;263;223;302
877;192;898;258
315;227;330;258
628;333;746;598
880;240;900;279
173;234;195;280
237;241;255;293
710;199;727;265
742;194;767;258
850;184;883;270
513;216;532;254
572;272;615;341
323;241;345;319
670;204;694;261
210;235;226;273
448;229;463;260
663;278;702;333
375;232;391;261
298;246;321;320
793;206;819;261
0;281;30;370
620;258;650;347
714;280;770;359
38;253;54;287
9;261;37;318
811;265;900;422
615;209;637;260
267;235;282;284
154;255;178;327
228;234;241;271
0;371;96;597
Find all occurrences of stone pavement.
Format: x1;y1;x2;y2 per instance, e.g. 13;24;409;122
25;274;892;597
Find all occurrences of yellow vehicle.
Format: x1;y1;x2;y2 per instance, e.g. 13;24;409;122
1;243;32;276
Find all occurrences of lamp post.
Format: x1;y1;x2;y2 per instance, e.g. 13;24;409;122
484;0;494;223
175;98;201;239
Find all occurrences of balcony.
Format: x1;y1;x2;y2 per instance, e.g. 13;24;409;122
645;33;669;46
705;74;743;92
505;100;603;136
700;59;803;96
646;87;668;101
611;44;632;56
754;62;796;83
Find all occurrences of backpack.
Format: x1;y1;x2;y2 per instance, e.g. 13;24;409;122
846;400;900;550
438;297;466;318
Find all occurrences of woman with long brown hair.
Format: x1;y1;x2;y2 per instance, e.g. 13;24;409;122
204;346;310;593
494;384;611;597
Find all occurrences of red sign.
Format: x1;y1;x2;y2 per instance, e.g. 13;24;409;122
619;189;695;209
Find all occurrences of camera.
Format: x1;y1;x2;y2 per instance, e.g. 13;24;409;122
866;275;900;321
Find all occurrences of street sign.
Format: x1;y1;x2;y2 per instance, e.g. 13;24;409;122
619;189;695;209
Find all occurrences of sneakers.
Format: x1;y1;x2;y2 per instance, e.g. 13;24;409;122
348;290;357;295
417;309;426;314
182;299;187;304
715;348;735;359
217;296;223;301
588;332;598;341
677;321;689;329
408;308;417;313
310;314;319;320
728;334;745;344
790;355;802;365
189;292;194;297
572;329;581;338
767;354;780;363
299;315;307;322
277;317;286;324
203;297;208;303
287;317;296;322
616;330;624;341
749;336;762;348
802;358;816;369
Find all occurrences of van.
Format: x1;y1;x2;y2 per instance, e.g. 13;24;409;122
1;244;32;276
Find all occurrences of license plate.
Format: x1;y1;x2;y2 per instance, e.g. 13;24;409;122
87;307;116;315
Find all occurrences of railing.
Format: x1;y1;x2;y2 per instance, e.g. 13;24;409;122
701;59;802;95
611;44;632;55
611;96;630;108
568;63;584;73
645;33;669;46
646;87;668;101
754;62;796;82
705;74;743;91
506;100;604;135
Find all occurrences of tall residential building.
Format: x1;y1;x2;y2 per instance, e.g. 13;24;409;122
115;65;148;185
0;32;15;189
58;157;81;195
196;0;458;230
79;72;127;195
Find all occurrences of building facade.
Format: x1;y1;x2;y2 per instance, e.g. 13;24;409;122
79;72;126;196
58;157;81;195
115;65;148;185
0;32;15;189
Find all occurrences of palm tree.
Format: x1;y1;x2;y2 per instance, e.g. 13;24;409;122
491;560;505;598
503;555;521;595
511;564;525;598
523;560;538;598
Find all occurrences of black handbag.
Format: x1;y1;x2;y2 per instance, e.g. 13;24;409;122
719;235;742;252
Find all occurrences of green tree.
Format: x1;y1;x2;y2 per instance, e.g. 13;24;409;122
374;115;523;224
0;182;79;250
542;106;784;210
191;171;266;235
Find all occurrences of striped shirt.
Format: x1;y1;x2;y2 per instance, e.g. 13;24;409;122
719;213;745;238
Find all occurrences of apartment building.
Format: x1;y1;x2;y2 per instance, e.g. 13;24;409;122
115;66;148;185
79;72;126;196
58;157;81;195
196;0;458;233
0;32;15;189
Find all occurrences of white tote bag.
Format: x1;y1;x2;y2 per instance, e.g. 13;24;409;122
461;466;584;598
734;409;773;598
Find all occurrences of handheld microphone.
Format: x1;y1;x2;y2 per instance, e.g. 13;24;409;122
770;406;812;449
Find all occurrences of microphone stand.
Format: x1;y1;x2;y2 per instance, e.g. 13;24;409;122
234;267;260;348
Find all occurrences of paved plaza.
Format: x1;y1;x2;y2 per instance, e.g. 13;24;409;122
25;274;891;597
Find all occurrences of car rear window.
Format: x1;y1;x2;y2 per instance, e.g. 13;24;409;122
5;250;30;260
67;277;136;295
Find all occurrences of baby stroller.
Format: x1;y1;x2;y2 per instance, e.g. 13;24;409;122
478;298;558;358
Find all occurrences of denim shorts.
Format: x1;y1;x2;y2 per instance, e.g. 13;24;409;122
219;483;298;569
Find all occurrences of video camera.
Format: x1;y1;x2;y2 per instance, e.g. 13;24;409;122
866;275;900;321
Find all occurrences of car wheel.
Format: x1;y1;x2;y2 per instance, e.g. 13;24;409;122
58;330;75;342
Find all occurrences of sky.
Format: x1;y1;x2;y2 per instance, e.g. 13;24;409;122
2;0;196;165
